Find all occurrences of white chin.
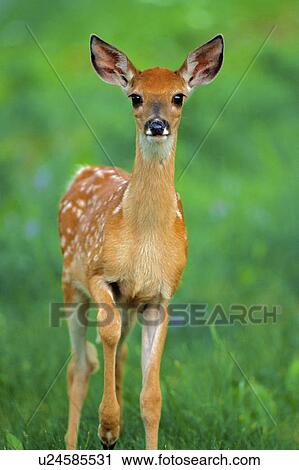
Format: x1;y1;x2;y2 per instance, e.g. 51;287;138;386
145;135;168;142
139;132;173;160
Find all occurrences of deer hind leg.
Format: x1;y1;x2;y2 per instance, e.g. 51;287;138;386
89;276;122;449
64;282;99;450
140;303;168;450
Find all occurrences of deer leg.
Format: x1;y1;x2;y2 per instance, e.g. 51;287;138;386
64;282;99;450
89;276;121;449
115;310;136;420
140;303;168;450
115;342;128;411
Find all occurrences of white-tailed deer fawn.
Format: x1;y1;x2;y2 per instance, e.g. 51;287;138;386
59;33;224;450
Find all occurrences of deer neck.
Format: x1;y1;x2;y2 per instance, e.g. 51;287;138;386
122;131;177;232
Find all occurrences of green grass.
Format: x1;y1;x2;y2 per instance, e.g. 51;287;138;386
1;0;299;450
1;304;299;449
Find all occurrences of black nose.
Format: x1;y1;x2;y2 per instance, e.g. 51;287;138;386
145;119;169;136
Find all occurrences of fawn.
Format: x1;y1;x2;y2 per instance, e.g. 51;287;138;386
59;33;224;450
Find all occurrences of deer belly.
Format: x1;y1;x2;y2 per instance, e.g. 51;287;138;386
118;273;171;305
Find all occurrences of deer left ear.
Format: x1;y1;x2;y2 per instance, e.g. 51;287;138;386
178;35;224;90
90;34;137;90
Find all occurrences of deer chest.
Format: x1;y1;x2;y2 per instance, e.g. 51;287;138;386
103;230;186;305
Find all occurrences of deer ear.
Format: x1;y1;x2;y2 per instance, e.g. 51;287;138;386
90;35;137;89
178;35;224;90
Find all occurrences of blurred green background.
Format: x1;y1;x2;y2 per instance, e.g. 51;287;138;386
1;0;299;450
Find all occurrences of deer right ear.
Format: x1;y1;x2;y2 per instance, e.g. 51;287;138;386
90;35;137;90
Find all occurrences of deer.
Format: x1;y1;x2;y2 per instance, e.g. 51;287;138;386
58;33;224;450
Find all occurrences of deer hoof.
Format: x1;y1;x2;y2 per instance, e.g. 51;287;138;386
101;440;117;450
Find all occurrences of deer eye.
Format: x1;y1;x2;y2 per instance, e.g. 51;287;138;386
172;94;184;106
130;94;143;108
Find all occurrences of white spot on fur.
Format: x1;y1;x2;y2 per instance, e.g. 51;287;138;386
112;204;122;215
61;201;72;213
77;199;85;208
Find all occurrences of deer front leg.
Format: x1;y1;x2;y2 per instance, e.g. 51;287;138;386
116;310;136;416
115;342;128;411
89;276;121;449
140;303;168;450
